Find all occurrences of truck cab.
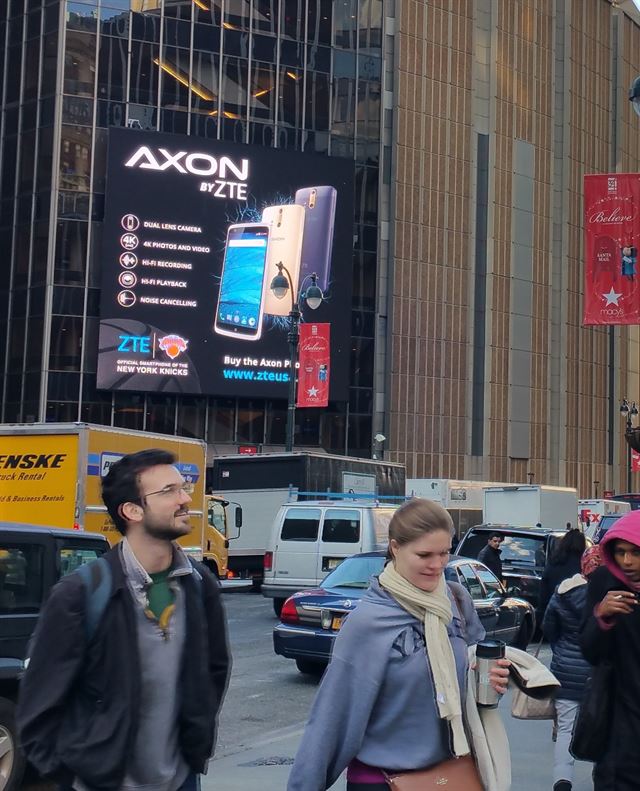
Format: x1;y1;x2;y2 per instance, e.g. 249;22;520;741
203;495;242;579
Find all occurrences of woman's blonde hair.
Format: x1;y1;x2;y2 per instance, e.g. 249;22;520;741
387;498;453;558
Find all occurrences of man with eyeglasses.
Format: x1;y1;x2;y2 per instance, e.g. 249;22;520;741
477;531;504;581
17;448;230;791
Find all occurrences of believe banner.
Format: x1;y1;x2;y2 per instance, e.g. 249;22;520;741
296;323;330;408
584;173;640;325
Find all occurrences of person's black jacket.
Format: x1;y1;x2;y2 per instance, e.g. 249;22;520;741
580;565;640;791
541;577;591;701
16;545;231;791
537;554;581;621
477;544;502;579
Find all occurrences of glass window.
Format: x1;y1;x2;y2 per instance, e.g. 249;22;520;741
322;553;385;588
145;394;176;435
129;41;159;106
266;401;286;444
457;564;484;601
350;338;374;389
221;56;248;121
97;35;128;102
278;66;303;127
333;0;357;49
131;11;161;43
190;51;219;117
59;126;92;193
49;315;83;370
305;71;329;131
320;410;345;453
208;499;227;536
249;62;275;122
281;0;304;39
354;166;379;225
64;31;96;97
177;396;206;438
281;507;321;541
210;398;235;442
18;131;37;194
332;77;355;137
113;391;144;430
55;220;87;284
237;400;265;444
225;0;251;31
24;38;41;102
357;81;381;140
321;509;360;543
252;0;277;35
159;45;192;110
475;566;504;599
347;414;371;456
59;545;107;577
67;3;98;33
0;545;44;614
194;2;222;27
307;0;331;44
48;371;81;400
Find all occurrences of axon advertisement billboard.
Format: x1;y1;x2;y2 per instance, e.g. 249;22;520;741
584;173;640;325
96;128;354;398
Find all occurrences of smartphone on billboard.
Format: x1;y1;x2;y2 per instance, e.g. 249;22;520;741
214;223;270;341
295;186;337;292
261;204;305;317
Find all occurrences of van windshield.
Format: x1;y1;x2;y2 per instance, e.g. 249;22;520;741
322;555;386;589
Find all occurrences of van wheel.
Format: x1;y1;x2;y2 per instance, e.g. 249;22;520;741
295;659;326;676
514;617;534;650
273;598;286;617
0;698;25;791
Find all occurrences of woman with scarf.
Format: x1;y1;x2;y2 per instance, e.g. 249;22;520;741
287;498;510;791
580;511;640;791
542;545;602;791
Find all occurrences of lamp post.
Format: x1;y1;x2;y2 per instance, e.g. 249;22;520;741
270;263;324;452
620;398;639;492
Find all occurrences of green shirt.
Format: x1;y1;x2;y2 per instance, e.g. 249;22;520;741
146;569;175;622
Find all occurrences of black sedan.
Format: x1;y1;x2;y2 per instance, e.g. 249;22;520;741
273;552;536;674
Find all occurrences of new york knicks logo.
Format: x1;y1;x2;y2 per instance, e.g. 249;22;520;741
158;334;188;360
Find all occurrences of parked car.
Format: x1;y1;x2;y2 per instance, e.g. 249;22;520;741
590;512;623;543
273;552;536;675
454;524;567;612
0;522;109;791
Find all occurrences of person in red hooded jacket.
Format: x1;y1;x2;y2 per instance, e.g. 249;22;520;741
580;511;640;791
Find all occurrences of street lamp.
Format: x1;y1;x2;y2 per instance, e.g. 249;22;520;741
620;398;639;491
630;75;640;118
270;263;324;452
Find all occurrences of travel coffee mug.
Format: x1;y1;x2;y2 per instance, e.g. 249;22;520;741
475;639;506;708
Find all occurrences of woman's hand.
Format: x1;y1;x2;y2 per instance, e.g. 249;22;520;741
489;658;511;695
596;590;637;620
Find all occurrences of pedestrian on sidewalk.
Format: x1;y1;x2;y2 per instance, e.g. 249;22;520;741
287;498;510;791
537;529;587;622
17;448;231;791
541;545;603;791
580;511;640;791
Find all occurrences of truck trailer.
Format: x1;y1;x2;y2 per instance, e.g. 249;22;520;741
210;452;406;584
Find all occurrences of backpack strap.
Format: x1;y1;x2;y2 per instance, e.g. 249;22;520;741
76;556;112;642
447;581;468;640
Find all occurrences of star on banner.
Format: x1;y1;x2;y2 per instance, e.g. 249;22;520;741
602;287;622;306
307;386;319;397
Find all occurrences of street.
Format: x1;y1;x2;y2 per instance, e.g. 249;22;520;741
208;589;596;790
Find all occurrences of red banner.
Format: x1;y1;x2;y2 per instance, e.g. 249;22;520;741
296;323;330;408
584;174;640;324
632;450;640;473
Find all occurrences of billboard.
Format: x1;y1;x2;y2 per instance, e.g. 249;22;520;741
97;128;354;398
584;173;640;325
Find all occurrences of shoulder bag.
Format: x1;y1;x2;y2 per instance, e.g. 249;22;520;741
382;755;483;791
569;660;613;762
510;636;557;720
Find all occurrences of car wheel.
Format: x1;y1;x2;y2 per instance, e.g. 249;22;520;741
273;598;286;617
0;698;26;791
513;616;534;650
295;658;326;676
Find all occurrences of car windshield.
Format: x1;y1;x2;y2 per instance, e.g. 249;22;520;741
322;555;386;588
459;532;548;568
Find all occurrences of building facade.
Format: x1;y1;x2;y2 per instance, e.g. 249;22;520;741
1;0;640;494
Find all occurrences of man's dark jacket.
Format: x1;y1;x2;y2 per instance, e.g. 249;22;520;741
477;544;502;579
16;545;231;791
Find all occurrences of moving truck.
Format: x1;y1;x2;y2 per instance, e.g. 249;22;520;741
211;451;406;585
483;484;579;531
0;422;233;576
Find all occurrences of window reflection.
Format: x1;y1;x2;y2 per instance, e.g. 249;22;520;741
64;32;96;98
210;398;235;442
114;391;144;430
237;400;265;443
333;0;357;49
178;396;206;438
307;0;331;45
278;66;302;127
221;56;248;120
55;221;87;285
253;0;278;35
49;315;83;371
60;126;92;193
158;46;193;110
129;41;159;105
281;0;304;40
250;62;275;121
146;394;177;435
98;36;128;102
224;0;251;31
305;71;329;130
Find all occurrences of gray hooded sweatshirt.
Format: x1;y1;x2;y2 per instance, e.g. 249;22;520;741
287;577;485;791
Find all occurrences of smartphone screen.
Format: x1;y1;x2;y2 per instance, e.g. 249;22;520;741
214;224;269;341
261;204;305;316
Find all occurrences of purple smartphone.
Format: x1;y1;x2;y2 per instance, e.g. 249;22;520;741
295;186;337;292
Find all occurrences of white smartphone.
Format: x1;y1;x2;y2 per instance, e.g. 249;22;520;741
261;204;305;316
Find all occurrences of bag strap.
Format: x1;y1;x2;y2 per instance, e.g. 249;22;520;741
76;556;112;642
447;581;467;640
532;633;544;658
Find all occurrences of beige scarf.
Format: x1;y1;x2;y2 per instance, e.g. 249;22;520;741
379;563;470;757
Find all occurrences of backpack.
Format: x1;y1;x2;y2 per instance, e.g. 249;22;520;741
75;555;203;642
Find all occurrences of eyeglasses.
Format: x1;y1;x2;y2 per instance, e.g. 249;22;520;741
142;482;194;499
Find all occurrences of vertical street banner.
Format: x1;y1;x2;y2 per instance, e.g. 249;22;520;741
296;323;330;408
584;173;640;325
632;449;640;473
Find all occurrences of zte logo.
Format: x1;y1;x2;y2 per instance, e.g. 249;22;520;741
118;334;151;353
124;146;249;180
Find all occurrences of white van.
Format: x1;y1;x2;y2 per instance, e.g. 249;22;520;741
262;500;398;615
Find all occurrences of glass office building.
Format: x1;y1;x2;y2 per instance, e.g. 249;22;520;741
0;0;384;456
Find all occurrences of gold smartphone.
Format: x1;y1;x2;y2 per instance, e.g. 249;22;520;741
261;204;305;316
